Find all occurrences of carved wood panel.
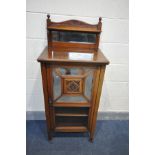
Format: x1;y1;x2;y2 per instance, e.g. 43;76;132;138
64;79;82;94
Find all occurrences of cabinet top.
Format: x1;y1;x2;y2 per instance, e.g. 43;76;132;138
37;47;109;66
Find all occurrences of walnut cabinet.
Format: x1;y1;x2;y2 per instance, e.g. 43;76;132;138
37;15;109;142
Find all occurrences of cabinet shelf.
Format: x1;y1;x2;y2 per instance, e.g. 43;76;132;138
55;113;88;117
55;116;88;132
55;107;89;117
55;126;88;132
53;102;91;107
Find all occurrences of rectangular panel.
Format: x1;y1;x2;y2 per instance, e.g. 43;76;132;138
52;31;96;43
50;41;96;52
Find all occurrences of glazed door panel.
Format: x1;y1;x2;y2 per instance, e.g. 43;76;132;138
52;66;96;105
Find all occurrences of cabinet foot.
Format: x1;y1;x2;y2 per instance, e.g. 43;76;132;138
89;138;94;143
48;132;52;141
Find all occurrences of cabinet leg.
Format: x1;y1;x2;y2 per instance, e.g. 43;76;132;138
48;131;52;141
89;132;94;143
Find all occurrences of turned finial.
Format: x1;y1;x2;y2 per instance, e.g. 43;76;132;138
47;14;50;19
98;17;102;30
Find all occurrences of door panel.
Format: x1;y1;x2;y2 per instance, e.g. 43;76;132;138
52;66;95;104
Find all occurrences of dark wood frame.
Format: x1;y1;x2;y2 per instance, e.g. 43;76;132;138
37;15;109;142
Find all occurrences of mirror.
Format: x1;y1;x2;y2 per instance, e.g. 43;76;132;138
52;31;96;43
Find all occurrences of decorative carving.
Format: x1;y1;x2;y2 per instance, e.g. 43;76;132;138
64;79;82;94
98;17;102;30
99;17;102;22
46;14;100;29
47;14;50;19
66;80;80;92
49;20;98;28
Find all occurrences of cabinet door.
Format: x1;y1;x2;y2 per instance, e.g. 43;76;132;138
52;66;96;106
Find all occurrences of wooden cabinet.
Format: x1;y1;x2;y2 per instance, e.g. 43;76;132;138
37;15;109;142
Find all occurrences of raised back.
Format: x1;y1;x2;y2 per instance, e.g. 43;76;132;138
47;15;102;53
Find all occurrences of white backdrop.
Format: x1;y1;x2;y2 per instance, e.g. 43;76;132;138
26;0;129;112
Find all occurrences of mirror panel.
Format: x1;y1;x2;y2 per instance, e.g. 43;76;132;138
52;31;96;43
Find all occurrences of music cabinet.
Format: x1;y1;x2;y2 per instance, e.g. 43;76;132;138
37;14;109;142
